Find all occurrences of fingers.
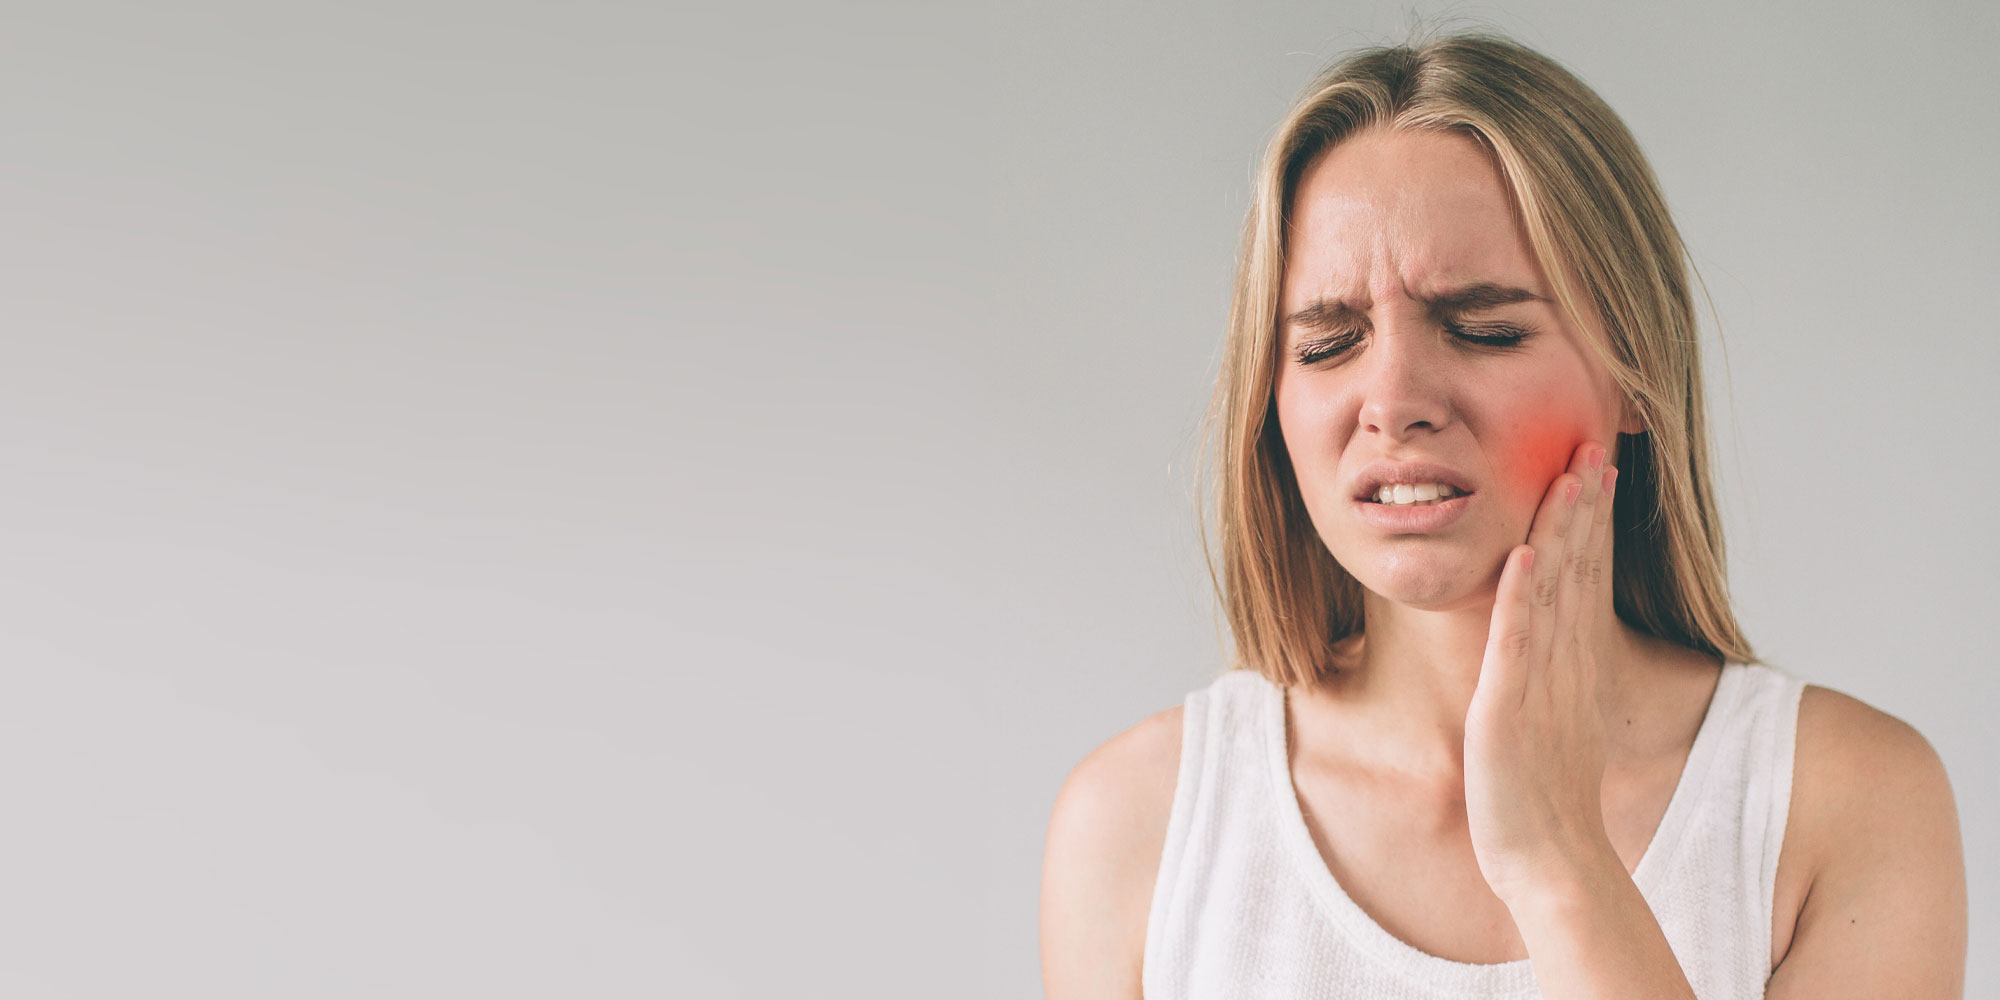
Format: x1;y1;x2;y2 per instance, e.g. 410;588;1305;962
1582;464;1618;653
1580;463;1618;648
1489;440;1614;707
1551;442;1611;660
1524;443;1593;672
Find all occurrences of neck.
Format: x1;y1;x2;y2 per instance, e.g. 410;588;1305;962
1291;580;1649;781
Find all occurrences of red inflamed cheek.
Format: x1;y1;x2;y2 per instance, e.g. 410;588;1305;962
1503;418;1583;500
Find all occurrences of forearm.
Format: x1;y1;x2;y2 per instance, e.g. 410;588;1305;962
1507;854;1698;1000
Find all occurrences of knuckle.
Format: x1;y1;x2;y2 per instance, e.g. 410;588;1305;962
1533;575;1560;606
1503;629;1533;657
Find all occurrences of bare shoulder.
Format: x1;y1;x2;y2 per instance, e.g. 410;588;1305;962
1038;701;1185;1000
1789;685;1958;862
1767;683;1967;997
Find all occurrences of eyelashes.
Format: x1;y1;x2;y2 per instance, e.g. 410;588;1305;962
1294;333;1362;365
1292;322;1533;366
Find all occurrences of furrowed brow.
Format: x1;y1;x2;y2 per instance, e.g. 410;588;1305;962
1283;299;1366;332
1284;282;1545;331
1425;282;1545;314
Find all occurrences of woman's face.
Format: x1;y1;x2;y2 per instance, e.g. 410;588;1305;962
1274;127;1638;611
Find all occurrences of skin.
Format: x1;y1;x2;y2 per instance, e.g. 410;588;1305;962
1269;124;1650;782
1039;126;1966;998
1273;125;1698;988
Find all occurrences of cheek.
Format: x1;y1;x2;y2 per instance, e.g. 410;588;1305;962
1494;411;1590;509
1274;381;1339;464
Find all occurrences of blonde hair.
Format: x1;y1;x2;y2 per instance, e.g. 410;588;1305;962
1196;30;1758;689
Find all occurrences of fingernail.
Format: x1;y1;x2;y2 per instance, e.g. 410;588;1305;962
1604;467;1618;492
1588;446;1605;472
1565;482;1581;506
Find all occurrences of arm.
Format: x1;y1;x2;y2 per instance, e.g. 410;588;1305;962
1488;797;1967;1000
1764;686;1967;998
1039;707;1181;1000
1497;859;1697;999
1497;854;1696;999
1470;441;1966;997
1464;443;1699;998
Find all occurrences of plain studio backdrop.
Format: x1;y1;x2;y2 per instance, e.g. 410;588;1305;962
0;0;1991;996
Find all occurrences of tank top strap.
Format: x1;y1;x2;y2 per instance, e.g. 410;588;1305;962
1143;668;1273;991
1632;661;1807;992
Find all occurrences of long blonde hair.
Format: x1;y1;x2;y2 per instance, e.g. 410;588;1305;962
1197;31;1757;689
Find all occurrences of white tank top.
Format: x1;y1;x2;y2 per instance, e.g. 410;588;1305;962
1143;661;1806;999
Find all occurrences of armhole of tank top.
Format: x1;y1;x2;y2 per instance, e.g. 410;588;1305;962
1142;683;1208;982
1759;669;1807;968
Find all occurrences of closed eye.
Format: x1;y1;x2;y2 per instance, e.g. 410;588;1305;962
1292;322;1534;365
1444;320;1532;348
1293;330;1363;365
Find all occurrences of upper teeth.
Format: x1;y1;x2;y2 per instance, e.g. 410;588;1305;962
1372;482;1461;504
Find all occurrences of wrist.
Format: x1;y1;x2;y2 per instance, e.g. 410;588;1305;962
1497;841;1630;922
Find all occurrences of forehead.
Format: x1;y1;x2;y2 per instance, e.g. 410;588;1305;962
1283;128;1545;306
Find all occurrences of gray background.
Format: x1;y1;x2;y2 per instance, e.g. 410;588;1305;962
0;0;1991;996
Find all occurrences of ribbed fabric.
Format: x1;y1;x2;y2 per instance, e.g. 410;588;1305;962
1143;662;1806;999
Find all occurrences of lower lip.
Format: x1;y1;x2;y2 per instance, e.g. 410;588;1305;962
1353;493;1474;532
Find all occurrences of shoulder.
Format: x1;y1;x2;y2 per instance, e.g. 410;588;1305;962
1766;682;1966;996
1038;700;1185;1000
1789;683;1958;855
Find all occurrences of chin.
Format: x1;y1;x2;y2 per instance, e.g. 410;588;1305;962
1344;548;1496;611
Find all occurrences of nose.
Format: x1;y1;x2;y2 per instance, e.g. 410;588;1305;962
1355;325;1452;440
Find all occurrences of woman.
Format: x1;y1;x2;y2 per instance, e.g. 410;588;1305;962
1039;32;1966;999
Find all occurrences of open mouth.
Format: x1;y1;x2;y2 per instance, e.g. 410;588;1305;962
1361;484;1471;507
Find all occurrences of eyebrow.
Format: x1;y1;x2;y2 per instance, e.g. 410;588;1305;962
1284;282;1547;331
